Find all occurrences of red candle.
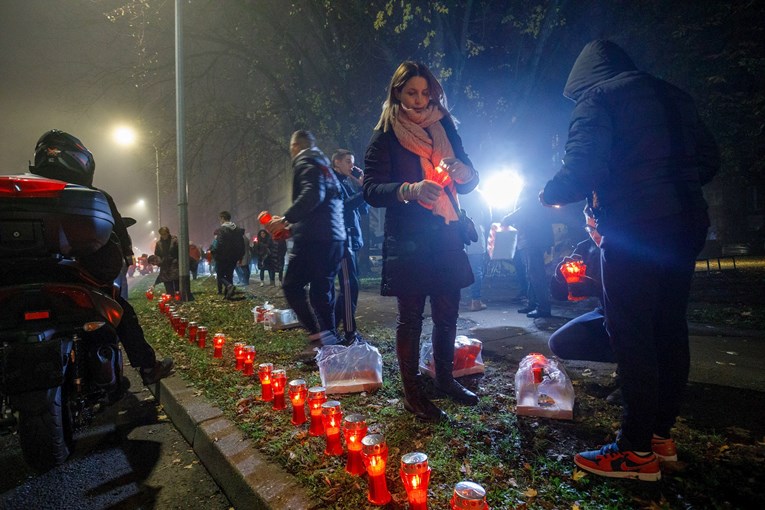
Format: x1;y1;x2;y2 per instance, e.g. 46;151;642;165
361;434;392;506
243;346;256;376
321;401;343;456
560;259;587;302
187;321;198;344
271;369;287;410
213;333;225;358
288;379;308;426
145;287;154;300
158;299;166;313
307;386;327;436
400;452;431;510
450;481;489;510
174;291;181;301
233;342;246;371
197;326;207;348
258;211;272;224
178;317;188;337
258;363;274;402
343;414;367;476
170;312;180;331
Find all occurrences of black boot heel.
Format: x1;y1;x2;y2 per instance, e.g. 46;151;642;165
435;379;479;406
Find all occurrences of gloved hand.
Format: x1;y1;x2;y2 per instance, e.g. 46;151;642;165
400;179;443;205
440;157;474;184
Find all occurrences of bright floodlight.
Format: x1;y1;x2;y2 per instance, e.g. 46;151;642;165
482;171;524;211
113;126;137;146
137;199;146;208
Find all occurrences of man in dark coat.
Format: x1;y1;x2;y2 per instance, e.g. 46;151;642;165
540;40;719;481
264;130;346;347
331;149;369;343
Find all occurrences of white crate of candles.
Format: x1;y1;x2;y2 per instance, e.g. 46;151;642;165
419;335;485;378
515;352;574;420
263;308;301;331
317;342;383;394
487;223;518;260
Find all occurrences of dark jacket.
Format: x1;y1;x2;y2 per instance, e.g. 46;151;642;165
214;221;245;264
283;147;346;244
363;117;478;296
154;235;179;283
335;170;368;251
542;40;719;234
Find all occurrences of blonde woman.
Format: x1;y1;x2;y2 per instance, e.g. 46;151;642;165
363;61;480;422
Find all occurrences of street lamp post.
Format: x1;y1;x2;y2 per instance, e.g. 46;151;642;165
153;143;161;228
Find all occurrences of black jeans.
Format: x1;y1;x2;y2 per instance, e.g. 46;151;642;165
282;240;343;336
116;296;156;369
548;307;615;363
216;259;236;293
601;221;706;450
396;290;460;378
335;246;360;339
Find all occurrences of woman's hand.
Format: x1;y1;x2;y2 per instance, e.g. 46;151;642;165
440;157;474;184
400;180;443;205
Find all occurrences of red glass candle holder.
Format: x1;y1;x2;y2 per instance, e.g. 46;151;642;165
178;317;188;337
321;401;343;456
187;322;198;344
170;312;180;330
258;363;274;401
258;211;272;224
174;291;181;301
197;326;207;348
450;481;489;510
361;434;391;506
213;333;225;358
271;369;287;410
561;259;587;302
145;287;154;300
343;414;367;476
158;299;166;313
288;379;308;426
307;386;327;436
242;346;256;376
165;304;175;317
401;452;431;510
233;342;246;371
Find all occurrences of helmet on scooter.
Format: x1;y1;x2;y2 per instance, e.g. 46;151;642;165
30;129;95;187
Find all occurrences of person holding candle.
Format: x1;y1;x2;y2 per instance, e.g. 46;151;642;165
363;61;480;423
153;226;180;296
263;130;346;348
539;40;718;480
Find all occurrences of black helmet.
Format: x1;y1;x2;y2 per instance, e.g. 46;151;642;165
30;129;95;187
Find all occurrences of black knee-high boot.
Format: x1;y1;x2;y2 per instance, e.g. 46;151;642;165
397;335;447;423
432;335;479;406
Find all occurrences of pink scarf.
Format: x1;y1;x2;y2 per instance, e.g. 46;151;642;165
393;104;459;223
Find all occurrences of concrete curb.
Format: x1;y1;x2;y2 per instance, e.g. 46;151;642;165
146;374;321;510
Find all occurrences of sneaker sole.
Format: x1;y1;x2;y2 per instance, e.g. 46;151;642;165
574;457;662;482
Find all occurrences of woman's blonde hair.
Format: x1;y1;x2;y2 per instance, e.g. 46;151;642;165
374;61;451;132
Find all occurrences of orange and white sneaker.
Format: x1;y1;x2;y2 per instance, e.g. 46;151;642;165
651;435;678;462
574;442;661;481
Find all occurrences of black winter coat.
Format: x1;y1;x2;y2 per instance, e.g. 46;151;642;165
335;171;368;251
364;117;478;296
283;147;346;245
542;40;719;235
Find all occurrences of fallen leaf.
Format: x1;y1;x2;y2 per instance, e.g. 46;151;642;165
725;351;739;356
524;487;538;498
572;468;587;481
581;369;593;377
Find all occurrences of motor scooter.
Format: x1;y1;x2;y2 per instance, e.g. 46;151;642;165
0;174;125;472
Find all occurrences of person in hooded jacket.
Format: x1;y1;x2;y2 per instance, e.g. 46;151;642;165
263;130;346;347
364;61;480;423
540;40;719;481
214;211;245;299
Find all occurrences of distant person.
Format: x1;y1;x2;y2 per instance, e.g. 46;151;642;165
255;228;277;286
540;40;719;481
331;149;369;343
502;193;554;318
235;231;252;285
154;226;180;295
459;188;492;312
262;130;345;347
274;237;288;284
364;61;480;423
189;242;201;280
29;129;173;385
213;211;245;300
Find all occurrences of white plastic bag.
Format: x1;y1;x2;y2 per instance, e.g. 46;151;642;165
317;340;383;394
419;336;485;378
488;223;518;260
263;308;300;331
514;353;574;419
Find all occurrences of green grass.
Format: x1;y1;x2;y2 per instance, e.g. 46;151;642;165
130;275;764;509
